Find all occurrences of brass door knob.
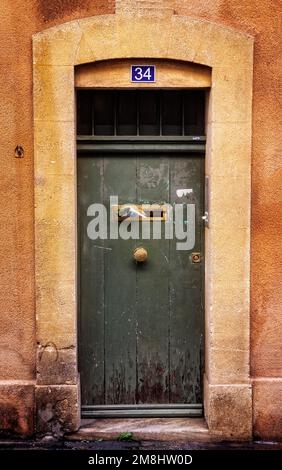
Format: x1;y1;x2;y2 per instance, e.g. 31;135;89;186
133;247;148;263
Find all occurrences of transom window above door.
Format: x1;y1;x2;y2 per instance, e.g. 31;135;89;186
76;90;206;137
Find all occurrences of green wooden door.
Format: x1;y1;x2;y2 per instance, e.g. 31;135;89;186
78;153;204;417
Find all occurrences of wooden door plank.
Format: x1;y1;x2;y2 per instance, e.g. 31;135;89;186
136;155;170;403
169;155;205;403
78;157;105;405
103;156;137;404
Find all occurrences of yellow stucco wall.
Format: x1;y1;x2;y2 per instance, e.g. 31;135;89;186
0;0;281;439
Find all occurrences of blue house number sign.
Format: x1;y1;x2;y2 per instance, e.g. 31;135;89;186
131;65;156;83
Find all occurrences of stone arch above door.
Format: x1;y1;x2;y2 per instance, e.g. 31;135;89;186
33;12;253;438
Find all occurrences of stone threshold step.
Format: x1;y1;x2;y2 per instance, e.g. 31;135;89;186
68;417;213;442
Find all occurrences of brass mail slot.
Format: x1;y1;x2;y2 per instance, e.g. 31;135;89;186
112;204;168;221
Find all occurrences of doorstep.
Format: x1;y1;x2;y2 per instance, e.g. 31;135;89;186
68;418;212;442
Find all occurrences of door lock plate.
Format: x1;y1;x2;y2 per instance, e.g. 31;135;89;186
192;252;201;263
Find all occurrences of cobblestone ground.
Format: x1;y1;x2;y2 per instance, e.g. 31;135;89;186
0;439;281;450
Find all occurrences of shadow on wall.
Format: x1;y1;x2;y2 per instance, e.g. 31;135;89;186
37;0;112;22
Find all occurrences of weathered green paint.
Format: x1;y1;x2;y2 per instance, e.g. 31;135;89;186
78;153;204;410
136;156;170;404
77;158;105;405
103;157;137;404
169;157;204;403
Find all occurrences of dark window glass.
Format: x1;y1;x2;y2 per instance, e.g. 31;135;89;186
162;91;182;135
184;91;205;135
77;89;205;137
76;90;93;135
116;91;137;135
139;91;160;135
93;91;115;135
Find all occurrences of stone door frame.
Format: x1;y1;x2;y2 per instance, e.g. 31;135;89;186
33;13;253;438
